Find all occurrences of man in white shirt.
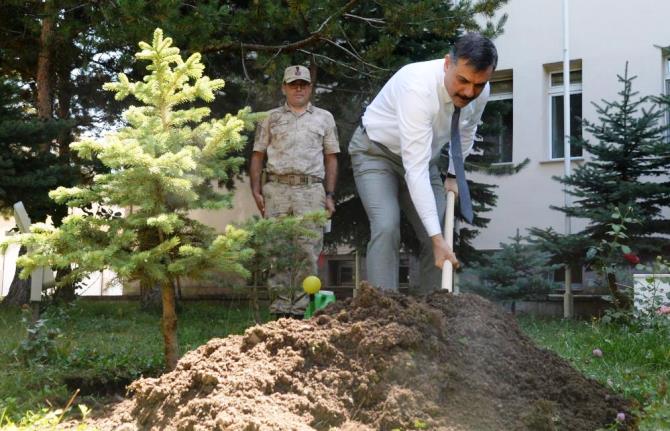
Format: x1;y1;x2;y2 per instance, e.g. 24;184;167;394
349;33;497;293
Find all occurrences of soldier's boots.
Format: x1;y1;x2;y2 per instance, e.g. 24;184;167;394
269;293;309;317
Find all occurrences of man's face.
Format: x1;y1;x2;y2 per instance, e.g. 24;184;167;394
282;80;312;109
443;55;494;108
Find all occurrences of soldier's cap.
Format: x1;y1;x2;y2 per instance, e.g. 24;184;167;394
283;65;311;84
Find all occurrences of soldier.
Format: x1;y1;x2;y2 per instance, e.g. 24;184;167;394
250;65;339;316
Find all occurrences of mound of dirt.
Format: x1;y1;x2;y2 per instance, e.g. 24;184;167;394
93;284;635;430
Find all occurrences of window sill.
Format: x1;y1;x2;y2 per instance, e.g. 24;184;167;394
539;157;584;164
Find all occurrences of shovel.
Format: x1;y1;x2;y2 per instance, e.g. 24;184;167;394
441;190;456;292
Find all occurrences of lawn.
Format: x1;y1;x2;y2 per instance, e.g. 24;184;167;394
519;316;670;430
0;300;668;430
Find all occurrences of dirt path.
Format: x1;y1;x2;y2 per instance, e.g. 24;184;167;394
90;284;634;430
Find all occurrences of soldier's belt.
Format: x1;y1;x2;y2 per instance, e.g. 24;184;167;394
267;174;322;185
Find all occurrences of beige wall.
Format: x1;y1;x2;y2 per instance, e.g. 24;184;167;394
471;0;670;250
191;176;260;232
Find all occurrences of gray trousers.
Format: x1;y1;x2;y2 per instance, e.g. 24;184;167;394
349;126;446;294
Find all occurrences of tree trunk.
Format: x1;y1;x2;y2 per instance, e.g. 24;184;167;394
250;271;262;324
175;276;183;301
1;247;30;307
56;59;72;153
161;281;179;370
52;267;76;303
36;1;55;122
607;272;632;310
140;279;161;310
2;276;30;307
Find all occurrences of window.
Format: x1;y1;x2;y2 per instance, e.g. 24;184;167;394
399;256;410;286
549;70;582;159
328;259;354;286
480;76;513;163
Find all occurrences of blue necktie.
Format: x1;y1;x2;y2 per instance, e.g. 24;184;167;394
450;107;474;223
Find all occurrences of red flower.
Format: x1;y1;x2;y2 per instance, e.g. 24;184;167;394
623;253;640;265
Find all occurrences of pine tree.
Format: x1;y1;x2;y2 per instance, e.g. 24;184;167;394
0;76;83;306
241;212;326;321
0;77;79;223
5;29;257;370
532;66;670;265
461;230;560;312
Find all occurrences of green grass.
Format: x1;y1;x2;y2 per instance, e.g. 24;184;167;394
0;299;268;423
518;316;670;430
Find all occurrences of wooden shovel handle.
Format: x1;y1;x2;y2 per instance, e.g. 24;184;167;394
441;191;456;292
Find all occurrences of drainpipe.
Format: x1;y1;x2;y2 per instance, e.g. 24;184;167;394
563;0;574;319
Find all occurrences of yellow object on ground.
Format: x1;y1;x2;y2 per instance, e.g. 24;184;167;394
302;275;322;294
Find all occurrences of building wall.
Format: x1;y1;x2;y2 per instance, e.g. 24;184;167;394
190;176;261;232
472;0;670;250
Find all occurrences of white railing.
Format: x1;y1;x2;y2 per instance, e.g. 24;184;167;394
0;250;122;297
633;273;670;311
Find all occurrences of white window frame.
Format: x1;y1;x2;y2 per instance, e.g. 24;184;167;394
548;70;583;160
485;78;513;165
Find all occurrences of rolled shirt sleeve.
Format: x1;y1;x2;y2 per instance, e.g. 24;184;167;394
253;115;271;152
322;113;340;154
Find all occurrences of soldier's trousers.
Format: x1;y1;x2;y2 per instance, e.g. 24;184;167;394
263;181;325;291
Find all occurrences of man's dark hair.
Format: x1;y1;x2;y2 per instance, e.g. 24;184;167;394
450;33;498;71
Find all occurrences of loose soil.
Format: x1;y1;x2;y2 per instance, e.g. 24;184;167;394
90;284;635;430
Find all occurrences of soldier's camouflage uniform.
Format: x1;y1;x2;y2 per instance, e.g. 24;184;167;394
254;102;339;315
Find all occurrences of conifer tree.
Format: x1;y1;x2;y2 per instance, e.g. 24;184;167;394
461;230;559;312
241;212;326;321
531;66;670;265
0;77;79;223
0;76;82;306
5;29;256;370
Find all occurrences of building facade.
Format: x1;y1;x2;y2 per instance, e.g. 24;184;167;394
469;0;670;288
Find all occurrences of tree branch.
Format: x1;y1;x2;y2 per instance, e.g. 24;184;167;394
297;49;380;79
201;0;360;54
343;12;386;27
319;36;389;72
240;45;251;81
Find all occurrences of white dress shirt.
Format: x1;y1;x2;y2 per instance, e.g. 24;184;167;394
362;58;489;237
